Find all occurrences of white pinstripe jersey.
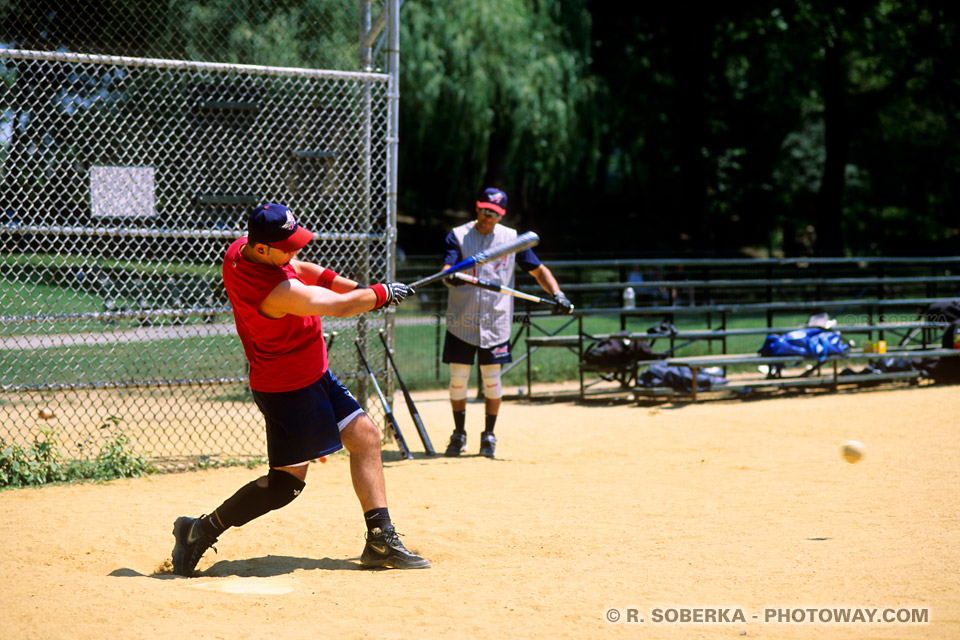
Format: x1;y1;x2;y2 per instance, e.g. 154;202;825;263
445;222;526;348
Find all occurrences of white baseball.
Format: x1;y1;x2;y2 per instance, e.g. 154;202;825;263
842;440;865;464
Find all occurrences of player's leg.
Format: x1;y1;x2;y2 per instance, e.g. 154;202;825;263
478;364;502;457
171;380;339;577
171;464;307;577
329;373;430;570
340;412;387;511
476;341;512;458
442;331;477;456
209;464;307;531
479;365;503;417
445;363;471;455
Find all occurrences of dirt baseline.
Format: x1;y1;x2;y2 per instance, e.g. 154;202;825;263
2;382;958;640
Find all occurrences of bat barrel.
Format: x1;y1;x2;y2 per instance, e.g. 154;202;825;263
410;231;540;289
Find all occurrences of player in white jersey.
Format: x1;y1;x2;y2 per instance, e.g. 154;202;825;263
441;188;572;457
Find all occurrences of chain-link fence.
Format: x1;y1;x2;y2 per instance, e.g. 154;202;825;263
0;1;390;72
0;1;400;467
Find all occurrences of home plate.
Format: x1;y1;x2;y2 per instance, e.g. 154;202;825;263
190;578;295;595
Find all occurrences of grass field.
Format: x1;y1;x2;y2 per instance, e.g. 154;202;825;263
390;309;817;390
2;275;818;392
0;279;105;332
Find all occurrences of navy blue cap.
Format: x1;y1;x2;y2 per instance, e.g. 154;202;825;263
476;188;507;216
247;203;313;251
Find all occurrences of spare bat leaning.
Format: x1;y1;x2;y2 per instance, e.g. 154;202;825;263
355;338;414;460
378;330;435;455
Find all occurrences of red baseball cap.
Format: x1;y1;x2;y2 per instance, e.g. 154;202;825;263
247;203;314;251
476;188;507;216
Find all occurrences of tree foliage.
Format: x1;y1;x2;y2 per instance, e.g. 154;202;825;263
398;0;603;229
398;0;960;256
4;0;959;255
172;0;357;69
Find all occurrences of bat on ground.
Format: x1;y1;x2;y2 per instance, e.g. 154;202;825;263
378;329;435;455
410;231;540;289
355;338;413;460
451;272;572;310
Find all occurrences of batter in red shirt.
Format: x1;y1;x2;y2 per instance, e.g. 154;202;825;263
171;203;430;575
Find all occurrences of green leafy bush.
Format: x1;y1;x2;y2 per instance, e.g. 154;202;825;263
0;417;153;488
89;417;151;480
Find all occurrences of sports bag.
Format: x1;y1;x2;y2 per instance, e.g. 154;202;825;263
638;363;728;391
924;300;960;324
759;327;849;363
583;330;664;368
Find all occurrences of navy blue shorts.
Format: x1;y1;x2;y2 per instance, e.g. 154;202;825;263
442;331;512;365
250;370;364;467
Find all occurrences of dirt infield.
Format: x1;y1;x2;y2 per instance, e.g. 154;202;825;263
2;382;958;639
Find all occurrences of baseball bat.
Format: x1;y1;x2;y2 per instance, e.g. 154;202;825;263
451;272;571;309
378;330;435;456
410;231;540;289
355;339;414;460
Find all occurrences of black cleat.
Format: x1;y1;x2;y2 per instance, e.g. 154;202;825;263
361;525;431;570
171;516;218;577
444;431;467;457
479;431;497;458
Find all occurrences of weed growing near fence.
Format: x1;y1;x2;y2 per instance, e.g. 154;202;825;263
0;416;152;488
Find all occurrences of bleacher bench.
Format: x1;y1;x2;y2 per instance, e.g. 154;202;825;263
523;321;950;401
657;347;960;402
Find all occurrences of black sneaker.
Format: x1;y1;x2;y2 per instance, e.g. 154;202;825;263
171;516;218;577
444;431;466;457
360;525;431;569
479;431;497;458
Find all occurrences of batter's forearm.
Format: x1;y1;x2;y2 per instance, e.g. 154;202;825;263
260;280;390;319
296;287;388;318
319;288;384;317
532;265;561;295
330;274;362;293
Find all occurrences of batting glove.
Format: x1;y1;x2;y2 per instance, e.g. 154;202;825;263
552;291;574;314
384;282;415;306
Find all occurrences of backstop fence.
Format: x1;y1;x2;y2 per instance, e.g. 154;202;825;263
0;1;400;467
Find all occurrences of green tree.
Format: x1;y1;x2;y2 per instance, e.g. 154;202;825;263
172;0;357;69
397;0;603;234
767;0;960;255
584;1;960;255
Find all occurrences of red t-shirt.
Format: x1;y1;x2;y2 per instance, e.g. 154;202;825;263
222;238;329;392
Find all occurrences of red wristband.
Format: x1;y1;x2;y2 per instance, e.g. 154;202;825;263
370;283;388;309
318;268;338;289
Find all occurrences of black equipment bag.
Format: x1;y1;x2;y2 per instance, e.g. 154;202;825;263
583;330;664;368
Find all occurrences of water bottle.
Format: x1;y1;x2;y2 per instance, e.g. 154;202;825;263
623;287;636;309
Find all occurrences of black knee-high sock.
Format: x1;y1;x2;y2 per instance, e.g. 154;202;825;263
201;470;305;536
453;409;466;433
201;511;226;536
484;414;497;434
364;507;392;532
